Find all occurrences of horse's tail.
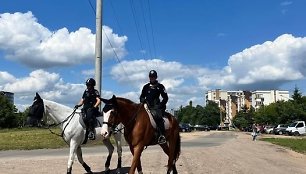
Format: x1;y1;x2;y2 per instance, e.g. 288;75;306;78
174;131;181;161
167;113;181;161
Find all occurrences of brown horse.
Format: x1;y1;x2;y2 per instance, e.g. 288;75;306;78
101;95;181;174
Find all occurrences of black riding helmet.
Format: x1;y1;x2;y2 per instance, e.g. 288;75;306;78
86;78;96;86
149;70;157;78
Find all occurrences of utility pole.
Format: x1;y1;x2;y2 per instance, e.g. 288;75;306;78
95;0;102;97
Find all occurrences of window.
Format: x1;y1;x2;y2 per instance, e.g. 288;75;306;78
296;123;304;128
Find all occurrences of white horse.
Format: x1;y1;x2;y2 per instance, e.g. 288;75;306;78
30;93;122;174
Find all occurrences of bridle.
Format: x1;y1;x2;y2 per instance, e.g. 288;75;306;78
103;102;144;134
45;107;78;138
102;103;121;133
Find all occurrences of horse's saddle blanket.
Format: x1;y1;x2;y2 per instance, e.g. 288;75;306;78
144;104;170;130
78;112;100;129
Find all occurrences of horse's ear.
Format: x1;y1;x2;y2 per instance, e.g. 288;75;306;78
35;92;41;100
112;95;116;99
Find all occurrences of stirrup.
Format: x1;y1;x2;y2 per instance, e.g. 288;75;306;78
88;131;96;140
158;135;166;144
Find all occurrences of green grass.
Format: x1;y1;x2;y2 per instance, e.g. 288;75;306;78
0;127;105;151
261;137;306;154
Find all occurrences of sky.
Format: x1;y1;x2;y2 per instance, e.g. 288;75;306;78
1;0;306;111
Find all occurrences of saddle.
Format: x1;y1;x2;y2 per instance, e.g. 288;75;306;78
78;111;102;144
144;104;170;130
79;111;102;129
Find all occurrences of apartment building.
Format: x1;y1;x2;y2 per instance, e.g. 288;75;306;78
0;91;14;104
205;89;289;127
251;90;290;110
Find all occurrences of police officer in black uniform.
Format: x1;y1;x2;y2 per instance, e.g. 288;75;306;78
75;78;101;140
140;70;168;144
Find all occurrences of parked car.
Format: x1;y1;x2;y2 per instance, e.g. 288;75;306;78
193;124;210;131
179;123;192;132
242;125;253;132
273;124;288;135
286;121;306;136
209;125;219;130
264;125;275;134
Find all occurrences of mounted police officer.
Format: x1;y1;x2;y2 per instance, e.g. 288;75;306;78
75;78;101;140
140;70;168;144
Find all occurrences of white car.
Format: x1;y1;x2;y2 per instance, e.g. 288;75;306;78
286;121;306;136
264;126;274;134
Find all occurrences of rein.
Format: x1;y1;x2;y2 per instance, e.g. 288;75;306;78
112;103;143;134
46;108;77;137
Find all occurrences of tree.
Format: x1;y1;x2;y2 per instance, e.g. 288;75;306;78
0;95;18;128
233;105;254;129
203;101;220;126
292;86;303;104
176;100;220;126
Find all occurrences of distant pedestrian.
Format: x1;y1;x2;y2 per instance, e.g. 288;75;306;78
251;123;258;141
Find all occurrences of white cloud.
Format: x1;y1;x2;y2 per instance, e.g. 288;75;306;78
0;70;84;109
280;1;293;6
81;69;95;76
223;34;306;89
7;32;306;112
0;12;128;68
110;59;209;109
193;34;306;90
1;69;59;93
110;59;198;86
108;34;306;108
0;71;16;85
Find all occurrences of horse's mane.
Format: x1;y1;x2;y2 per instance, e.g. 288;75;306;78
43;99;72;111
116;97;138;105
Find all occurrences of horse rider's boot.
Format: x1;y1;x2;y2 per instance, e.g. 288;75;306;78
88;128;95;140
157;120;166;144
88;120;96;140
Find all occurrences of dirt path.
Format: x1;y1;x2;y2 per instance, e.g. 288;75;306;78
1;131;306;174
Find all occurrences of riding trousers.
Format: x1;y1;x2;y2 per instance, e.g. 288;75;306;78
149;105;165;135
82;107;98;129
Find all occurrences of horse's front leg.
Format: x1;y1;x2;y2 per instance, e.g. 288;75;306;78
129;145;144;174
102;138;114;174
113;132;123;173
76;146;92;174
67;141;78;174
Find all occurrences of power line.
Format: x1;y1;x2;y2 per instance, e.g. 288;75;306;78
87;0;96;15
139;0;153;59
147;0;157;59
128;0;146;56
86;0;129;77
102;28;129;77
108;0;123;35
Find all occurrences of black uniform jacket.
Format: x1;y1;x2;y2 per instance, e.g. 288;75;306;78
140;81;168;108
82;89;100;110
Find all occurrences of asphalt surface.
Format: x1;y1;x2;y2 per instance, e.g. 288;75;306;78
2;131;305;174
0;131;234;159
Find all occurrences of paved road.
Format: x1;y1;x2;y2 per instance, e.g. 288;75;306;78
1;131;306;174
0;131;235;159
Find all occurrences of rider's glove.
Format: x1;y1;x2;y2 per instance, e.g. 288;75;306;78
74;104;80;109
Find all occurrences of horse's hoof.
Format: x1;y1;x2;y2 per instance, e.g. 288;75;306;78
105;169;110;174
67;167;72;174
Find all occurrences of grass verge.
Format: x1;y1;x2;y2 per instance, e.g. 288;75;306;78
0;127;106;151
261;137;306;154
